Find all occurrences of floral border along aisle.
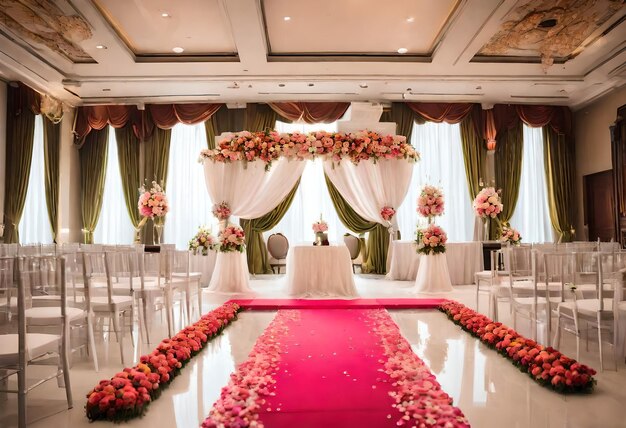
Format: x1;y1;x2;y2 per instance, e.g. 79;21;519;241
439;300;597;393
85;302;242;421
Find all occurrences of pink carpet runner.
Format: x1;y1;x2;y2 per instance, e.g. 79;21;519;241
227;298;445;310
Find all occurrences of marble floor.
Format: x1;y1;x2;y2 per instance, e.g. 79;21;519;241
2;275;625;427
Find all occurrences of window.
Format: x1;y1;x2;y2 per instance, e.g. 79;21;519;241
266;121;349;244
165;123;216;249
19;115;53;244
510;125;554;243
94;127;134;244
396;121;474;242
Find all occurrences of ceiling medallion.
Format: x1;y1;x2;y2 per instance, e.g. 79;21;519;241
480;0;624;71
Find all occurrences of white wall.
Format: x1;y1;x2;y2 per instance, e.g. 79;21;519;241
0;81;6;231
574;85;626;238
57;107;82;243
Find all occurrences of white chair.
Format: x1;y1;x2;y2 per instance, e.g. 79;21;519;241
267;233;289;274
167;249;203;323
343;233;362;273
0;256;72;428
138;251;175;341
474;243;510;314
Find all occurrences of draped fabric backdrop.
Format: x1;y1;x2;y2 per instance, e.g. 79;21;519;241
43;117;61;241
494;122;523;238
115;123;142;229
459;115;485;202
4;85;37;243
268;102;349;124
80;128;109;243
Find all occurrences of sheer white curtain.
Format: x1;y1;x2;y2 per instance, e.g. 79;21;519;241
397;122;474;242
94;127;134;244
166;123;216;249
266;121;348;244
19;115;53;244
510;125;554;243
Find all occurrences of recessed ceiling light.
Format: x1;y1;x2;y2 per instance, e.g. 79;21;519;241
308;83;314;87
283;16;291;21
359;83;368;88
406;17;415;23
397;47;408;54
161;12;170;18
95;45;107;49
172;47;184;53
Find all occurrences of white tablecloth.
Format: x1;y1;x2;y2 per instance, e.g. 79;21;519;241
190;252;217;287
413;253;453;293
207;251;253;294
386;241;483;284
286;244;358;297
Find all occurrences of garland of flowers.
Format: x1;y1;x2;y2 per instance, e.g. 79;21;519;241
85;302;242;421
367;309;470;427
415;223;447;255
218;225;246;253
202;310;300;427
500;226;522;246
439;300;596;393
189;226;218;255
199;130;419;170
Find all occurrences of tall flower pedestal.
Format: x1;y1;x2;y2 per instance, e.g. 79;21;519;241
207;251;253;294
412;253;453;294
153;223;164;245
482;218;491;242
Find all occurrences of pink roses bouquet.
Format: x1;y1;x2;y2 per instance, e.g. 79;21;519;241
189;227;217;255
137;181;168;222
500;226;522;245
312;219;329;233
212;201;231;220
415;224;447;255
218;225;246;253
417;184;444;218
473;187;503;219
380;206;396;222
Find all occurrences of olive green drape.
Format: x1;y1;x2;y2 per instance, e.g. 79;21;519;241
543;127;576;242
380;102;415;142
3;93;36;243
115;124;141;228
246;103;280;132
325;174;389;274
240;180;300;274
79;128;109;243
459;116;486;203
494;122;524;236
204;103;280;149
43;118;61;242
143;126;171;242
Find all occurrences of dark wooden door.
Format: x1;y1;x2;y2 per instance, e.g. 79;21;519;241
585;170;615;241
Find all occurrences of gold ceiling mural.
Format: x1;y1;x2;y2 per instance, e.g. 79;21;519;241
0;0;94;63
478;0;625;70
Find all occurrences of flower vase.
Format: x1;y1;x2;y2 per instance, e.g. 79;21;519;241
483;218;491;242
153;224;164;245
133;226;142;244
427;216;434;225
315;232;324;246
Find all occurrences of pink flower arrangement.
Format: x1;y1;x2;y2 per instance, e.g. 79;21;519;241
189;226;217;255
137;181;169;220
380;206;396;222
367;309;469;427
416;224;447;255
85;302;241;421
218;225;246;253
417;184;445;218
473;187;503;219
500;226;522;245
439;300;597;393
202;310;299;427
312;219;329;233
199;129;420;169
212;201;231;220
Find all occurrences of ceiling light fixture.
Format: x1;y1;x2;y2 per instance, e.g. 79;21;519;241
359;83;368;88
172;47;184;53
283;16;291;21
308;83;314;87
397;47;408;54
161;12;170;18
406;17;415;23
95;45;107;49
278;83;285;87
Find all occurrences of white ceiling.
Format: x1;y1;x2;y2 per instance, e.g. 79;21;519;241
0;0;624;109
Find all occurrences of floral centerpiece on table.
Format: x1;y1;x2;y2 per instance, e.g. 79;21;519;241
217;225;245;253
312;218;328;234
380;206;396;222
189;227;217;255
212;202;231;221
415;224;447;255
472;186;502;219
417;185;445;219
138;181;169;223
500;226;522;246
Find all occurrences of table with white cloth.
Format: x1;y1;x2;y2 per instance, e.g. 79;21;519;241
286;244;358;297
207;251;253;294
190;252;217;287
413;253;453;293
386;241;483;284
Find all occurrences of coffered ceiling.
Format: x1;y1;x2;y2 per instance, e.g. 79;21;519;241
0;0;624;109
